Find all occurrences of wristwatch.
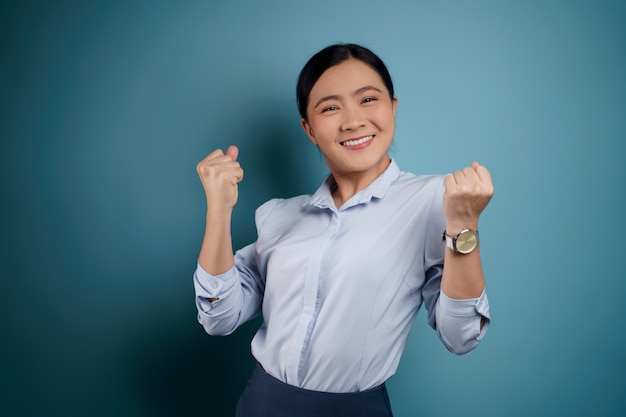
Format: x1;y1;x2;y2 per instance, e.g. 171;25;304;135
442;229;479;254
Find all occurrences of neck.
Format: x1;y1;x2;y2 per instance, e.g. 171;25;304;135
330;156;391;208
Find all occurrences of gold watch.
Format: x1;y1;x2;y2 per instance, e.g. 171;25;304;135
442;229;479;254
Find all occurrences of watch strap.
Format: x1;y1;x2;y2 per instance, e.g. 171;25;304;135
442;229;479;254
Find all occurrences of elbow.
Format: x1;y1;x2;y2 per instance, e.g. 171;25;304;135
436;314;489;355
442;334;480;355
198;317;235;336
195;294;241;336
197;312;238;336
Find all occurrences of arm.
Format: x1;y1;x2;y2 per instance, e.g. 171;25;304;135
194;145;264;335
196;145;243;289
441;162;493;301
429;162;494;354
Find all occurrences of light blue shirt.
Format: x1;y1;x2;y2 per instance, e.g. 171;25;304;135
194;160;490;393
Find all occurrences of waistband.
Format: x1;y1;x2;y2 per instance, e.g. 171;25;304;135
235;362;394;417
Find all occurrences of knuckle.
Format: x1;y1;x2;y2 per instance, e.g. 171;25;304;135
196;162;208;175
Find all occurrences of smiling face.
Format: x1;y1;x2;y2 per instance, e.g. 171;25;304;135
301;59;398;179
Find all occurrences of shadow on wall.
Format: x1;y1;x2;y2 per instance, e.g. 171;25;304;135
241;111;323;199
233;109;324;245
128;116;316;416
130;316;261;417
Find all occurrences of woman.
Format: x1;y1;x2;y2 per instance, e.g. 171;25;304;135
194;43;494;416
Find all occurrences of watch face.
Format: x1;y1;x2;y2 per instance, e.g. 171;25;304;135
456;230;478;254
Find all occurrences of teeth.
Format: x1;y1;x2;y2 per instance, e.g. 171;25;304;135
341;135;373;147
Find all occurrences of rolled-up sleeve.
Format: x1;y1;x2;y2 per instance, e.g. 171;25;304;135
193;243;264;336
434;289;490;355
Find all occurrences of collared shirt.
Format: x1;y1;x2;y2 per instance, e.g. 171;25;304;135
194;160;490;393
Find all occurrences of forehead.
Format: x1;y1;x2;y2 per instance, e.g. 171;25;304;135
309;59;386;98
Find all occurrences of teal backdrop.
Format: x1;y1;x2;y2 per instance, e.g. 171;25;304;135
2;1;625;416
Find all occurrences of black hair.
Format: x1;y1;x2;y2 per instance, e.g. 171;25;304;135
296;43;395;121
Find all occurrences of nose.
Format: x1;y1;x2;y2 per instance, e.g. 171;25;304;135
340;104;366;131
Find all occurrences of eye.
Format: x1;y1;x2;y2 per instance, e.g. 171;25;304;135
322;105;338;113
362;97;377;104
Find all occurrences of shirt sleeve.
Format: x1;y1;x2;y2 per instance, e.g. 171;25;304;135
434;289;491;355
193;199;282;336
421;258;491;356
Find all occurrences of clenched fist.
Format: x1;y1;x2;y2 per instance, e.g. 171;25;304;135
443;162;494;235
196;145;244;213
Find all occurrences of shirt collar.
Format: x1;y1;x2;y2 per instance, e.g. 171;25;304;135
306;159;401;210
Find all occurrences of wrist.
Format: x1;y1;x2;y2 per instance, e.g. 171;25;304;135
206;207;233;224
442;228;480;254
444;223;478;237
207;200;235;214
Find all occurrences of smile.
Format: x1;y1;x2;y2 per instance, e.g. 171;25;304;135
340;135;374;147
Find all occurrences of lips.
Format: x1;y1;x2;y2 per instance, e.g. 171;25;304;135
340;135;374;147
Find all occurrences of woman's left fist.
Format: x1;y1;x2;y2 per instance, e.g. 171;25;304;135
443;161;494;235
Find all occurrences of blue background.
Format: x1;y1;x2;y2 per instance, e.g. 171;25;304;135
2;1;625;416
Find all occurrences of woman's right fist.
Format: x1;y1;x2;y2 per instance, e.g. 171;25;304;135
196;145;244;212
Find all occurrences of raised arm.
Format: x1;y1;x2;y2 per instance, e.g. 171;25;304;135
441;161;494;300
196;145;243;280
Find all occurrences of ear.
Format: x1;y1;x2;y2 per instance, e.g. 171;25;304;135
301;119;318;146
392;96;398;117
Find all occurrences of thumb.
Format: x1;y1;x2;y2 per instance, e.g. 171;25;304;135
225;145;239;161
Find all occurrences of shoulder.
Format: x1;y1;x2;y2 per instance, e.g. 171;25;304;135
254;195;312;226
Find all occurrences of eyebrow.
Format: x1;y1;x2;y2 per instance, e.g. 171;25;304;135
313;85;384;109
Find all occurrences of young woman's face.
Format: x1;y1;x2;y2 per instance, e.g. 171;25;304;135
302;59;397;178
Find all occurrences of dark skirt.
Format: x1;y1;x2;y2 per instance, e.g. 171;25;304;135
235;363;394;417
